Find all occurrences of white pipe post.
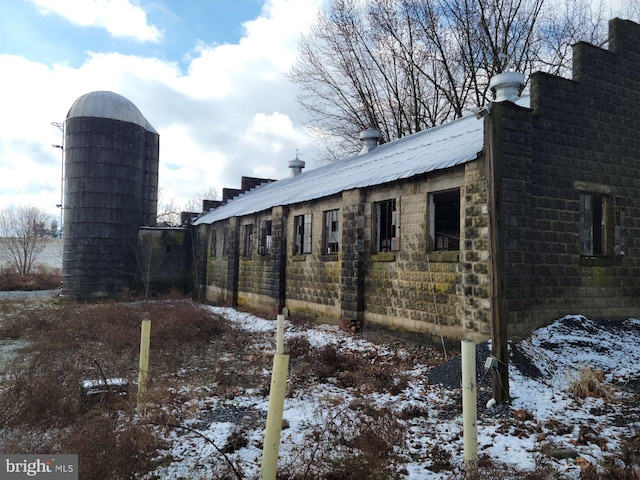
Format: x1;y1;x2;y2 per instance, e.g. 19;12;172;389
276;313;285;354
260;314;289;480
137;319;151;414
461;339;478;474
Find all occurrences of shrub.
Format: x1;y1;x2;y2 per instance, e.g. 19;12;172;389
0;267;61;291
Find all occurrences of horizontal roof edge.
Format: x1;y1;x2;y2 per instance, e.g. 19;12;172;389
194;97;531;226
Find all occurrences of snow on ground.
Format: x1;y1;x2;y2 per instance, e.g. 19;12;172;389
146;309;640;479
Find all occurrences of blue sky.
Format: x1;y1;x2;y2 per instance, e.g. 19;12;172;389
0;0;325;218
0;1;264;68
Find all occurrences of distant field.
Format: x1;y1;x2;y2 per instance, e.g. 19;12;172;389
0;238;62;271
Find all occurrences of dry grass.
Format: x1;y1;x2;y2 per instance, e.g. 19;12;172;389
1;299;639;479
277;404;408;480
568;366;612;400
0;267;61;291
286;335;412;395
0;299;231;479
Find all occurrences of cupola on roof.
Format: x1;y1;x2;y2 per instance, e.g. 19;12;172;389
66;91;157;133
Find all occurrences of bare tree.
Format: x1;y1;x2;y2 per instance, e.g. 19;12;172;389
156;187;220;227
289;0;614;160
0;205;52;275
156;187;181;227
183;187;219;214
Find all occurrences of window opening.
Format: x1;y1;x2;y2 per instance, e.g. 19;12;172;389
580;193;625;256
294;213;312;254
222;227;231;256
323;209;340;254
430;189;460;251
258;220;272;255
581;193;605;255
243;224;253;257
615;197;626;255
375;199;399;252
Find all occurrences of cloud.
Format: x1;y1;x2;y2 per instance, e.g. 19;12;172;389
1;0;326;216
27;0;162;42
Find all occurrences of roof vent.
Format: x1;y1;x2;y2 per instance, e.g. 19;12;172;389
359;127;381;154
489;70;525;103
288;153;305;177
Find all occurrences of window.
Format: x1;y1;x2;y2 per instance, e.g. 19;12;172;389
430;189;460;251
323;210;340;254
375;199;399;252
615;197;626;255
223;227;231;255
258;220;272;255
294;214;312;254
580;193;625;256
243;224;253;257
211;230;217;257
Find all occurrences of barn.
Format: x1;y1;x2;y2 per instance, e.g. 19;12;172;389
191;18;640;341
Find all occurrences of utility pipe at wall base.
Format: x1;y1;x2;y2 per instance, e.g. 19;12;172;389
461;339;478;474
260;314;289;480
137;319;151;414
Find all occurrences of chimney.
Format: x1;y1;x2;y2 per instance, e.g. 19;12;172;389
489;70;525;103
359;127;381;154
288;153;305;177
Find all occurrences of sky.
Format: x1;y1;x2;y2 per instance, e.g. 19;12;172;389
0;0;326;219
0;0;630;221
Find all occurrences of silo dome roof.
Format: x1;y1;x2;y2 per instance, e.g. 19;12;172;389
66;91;157;133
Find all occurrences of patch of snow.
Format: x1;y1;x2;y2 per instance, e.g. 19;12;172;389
145;308;640;479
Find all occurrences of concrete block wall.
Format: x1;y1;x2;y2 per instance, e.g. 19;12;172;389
136;227;192;294
339;189;366;320
200;161;491;340
205;221;231;304
494;18;640;335
460;159;492;335
359;164;491;340
285;198;342;321
236;210;284;317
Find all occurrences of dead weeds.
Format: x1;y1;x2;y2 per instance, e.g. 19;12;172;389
1;299;639;479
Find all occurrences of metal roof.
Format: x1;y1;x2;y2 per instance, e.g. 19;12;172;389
194;97;530;226
66;91;157;134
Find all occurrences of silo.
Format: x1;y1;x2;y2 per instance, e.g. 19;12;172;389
62;91;159;299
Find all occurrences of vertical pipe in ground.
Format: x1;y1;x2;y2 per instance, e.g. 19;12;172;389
260;314;289;480
137;319;151;413
461;339;478;474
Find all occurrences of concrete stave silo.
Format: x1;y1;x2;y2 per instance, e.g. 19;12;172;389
62;91;159;299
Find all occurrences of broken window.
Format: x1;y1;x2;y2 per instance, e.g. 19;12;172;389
580;193;625;256
258;220;272;255
243;224;253;257
294;213;312;254
375;199;399;252
429;189;460;251
323;209;340;254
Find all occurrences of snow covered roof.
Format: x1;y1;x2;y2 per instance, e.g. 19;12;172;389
194;97;530;226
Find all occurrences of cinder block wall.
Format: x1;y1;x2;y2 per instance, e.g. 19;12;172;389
136;228;192;294
201;162;492;340
359;162;491;340
285;198;342;321
236;210;285;318
495;18;640;336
